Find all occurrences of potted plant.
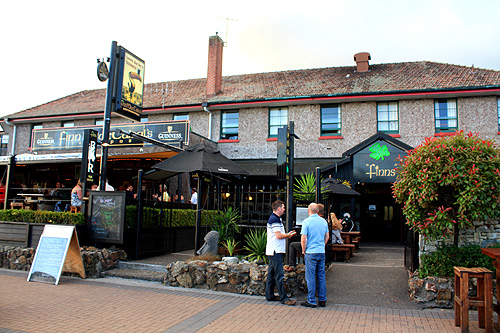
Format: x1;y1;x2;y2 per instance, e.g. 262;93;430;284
222;238;239;259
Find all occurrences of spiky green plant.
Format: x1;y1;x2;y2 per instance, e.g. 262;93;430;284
222;238;239;257
243;228;268;263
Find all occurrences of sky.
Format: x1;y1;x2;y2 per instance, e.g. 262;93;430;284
1;0;499;118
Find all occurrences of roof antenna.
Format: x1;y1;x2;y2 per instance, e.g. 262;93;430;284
219;17;238;47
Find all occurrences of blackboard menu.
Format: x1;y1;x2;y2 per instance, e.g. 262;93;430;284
88;191;125;244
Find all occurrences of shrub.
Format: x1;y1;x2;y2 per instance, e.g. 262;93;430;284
0;209;85;225
393;131;500;244
419;244;498;278
125;205;217;228
243;228;267;263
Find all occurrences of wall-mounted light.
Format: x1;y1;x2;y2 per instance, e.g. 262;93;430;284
248;195;253;201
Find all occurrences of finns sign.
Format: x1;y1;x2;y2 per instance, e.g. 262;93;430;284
353;141;407;183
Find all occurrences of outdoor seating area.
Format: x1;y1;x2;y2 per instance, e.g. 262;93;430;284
9;190;71;212
330;231;361;262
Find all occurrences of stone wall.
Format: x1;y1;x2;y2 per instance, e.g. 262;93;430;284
419;218;500;256
408;272;454;308
0;245;127;278
164;259;307;296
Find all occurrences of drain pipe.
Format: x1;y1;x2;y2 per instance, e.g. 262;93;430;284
202;102;212;140
3;118;16;156
2;118;16;210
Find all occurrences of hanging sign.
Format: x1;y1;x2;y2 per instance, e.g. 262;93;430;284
115;47;145;122
27;225;85;285
80;129;99;183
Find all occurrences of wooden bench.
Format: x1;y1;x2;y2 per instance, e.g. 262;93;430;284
352;236;361;250
331;244;356;262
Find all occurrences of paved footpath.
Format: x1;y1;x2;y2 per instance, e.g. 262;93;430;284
1;269;489;333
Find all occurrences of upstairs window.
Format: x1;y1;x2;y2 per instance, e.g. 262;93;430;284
95;119;104;126
62;121;74;128
220;110;239;140
377;102;399;133
0;134;8;156
497;98;500;131
321;104;341;136
31;124;43;145
140;116;148;122
434;99;457;132
173;113;189;121
269;107;288;138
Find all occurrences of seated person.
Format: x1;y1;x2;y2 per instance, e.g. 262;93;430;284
330;212;344;244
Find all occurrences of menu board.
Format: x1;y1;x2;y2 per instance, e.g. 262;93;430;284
88;191;125;244
295;207;309;226
28;225;85;285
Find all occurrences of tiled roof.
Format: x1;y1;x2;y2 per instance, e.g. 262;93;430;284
9;61;500;119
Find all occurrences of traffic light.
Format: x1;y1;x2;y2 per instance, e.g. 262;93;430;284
277;126;288;181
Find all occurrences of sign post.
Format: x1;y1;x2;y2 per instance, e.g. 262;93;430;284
99;42;145;190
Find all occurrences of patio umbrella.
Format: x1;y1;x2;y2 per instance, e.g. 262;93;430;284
321;178;361;196
151;141;248;177
150;141;248;255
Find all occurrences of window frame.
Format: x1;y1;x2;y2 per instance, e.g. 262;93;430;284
268;107;288;138
220;110;239;141
434;99;458;133
1;134;9;149
320;104;342;136
173;113;189;121
497;98;500;132
377;101;399;134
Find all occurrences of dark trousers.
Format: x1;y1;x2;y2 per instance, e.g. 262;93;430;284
288;241;302;267
265;252;288;302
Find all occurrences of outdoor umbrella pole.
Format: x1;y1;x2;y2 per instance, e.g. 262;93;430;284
194;175;202;256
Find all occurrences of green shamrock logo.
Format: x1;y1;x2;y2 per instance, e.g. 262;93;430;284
369;143;390;161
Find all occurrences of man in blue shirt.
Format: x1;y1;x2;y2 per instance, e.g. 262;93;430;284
301;203;329;307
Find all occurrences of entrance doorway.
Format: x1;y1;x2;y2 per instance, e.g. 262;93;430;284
356;183;403;243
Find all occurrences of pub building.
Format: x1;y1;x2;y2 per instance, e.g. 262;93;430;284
0;34;499;245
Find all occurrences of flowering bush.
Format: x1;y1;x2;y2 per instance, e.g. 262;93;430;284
392;131;500;244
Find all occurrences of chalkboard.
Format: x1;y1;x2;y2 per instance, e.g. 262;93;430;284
27;225;85;285
88;191;126;244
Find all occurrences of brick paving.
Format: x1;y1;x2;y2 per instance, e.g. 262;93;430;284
0;268;489;333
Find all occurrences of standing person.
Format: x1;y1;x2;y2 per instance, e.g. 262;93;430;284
265;200;296;306
301;203;329;308
71;180;83;208
189;188;198;205
125;183;137;205
285;203;326;272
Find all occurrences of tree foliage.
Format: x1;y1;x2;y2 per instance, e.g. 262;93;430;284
392;131;500;243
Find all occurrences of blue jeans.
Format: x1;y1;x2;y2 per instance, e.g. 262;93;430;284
265;252;288;302
305;253;326;305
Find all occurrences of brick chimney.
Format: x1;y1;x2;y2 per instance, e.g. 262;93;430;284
206;34;224;97
354;52;371;73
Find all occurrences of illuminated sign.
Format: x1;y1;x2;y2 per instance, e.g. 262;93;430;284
31;120;189;151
